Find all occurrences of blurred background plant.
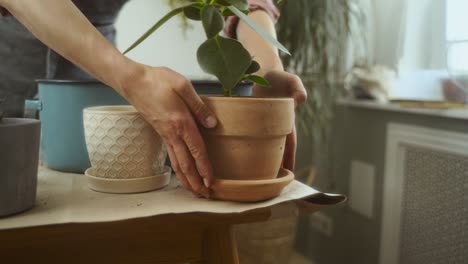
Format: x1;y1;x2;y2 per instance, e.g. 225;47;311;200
276;0;367;189
0;99;4;122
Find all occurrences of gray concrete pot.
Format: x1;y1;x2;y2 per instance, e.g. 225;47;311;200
0;118;41;217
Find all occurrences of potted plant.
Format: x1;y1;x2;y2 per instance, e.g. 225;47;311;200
124;0;295;201
0;99;41;217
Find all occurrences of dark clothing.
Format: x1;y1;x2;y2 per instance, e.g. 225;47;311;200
74;0;129;24
0;0;128;117
0;0;278;117
1;0;128;23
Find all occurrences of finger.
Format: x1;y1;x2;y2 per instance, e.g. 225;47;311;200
172;137;211;198
283;126;297;171
182;120;214;188
166;142;192;192
287;74;307;107
173;80;218;128
261;71;307;106
169;146;202;198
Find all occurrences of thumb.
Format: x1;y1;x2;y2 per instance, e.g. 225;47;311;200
174;81;218;128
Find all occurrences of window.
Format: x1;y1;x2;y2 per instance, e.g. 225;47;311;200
446;0;468;87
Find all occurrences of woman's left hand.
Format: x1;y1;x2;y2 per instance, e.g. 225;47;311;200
252;70;307;171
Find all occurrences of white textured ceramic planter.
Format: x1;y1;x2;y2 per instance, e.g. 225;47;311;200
85;166;172;194
83;106;169;193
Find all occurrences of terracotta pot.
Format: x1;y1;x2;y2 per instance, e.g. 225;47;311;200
201;96;294;181
83;106;167;179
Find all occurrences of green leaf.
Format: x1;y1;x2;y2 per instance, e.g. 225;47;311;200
220;6;235;16
197;36;252;93
123;5;188;54
201;5;224;39
245;60;260;74
226;0;249;11
227;6;291;55
184;5;201;21
216;0;231;6
245;75;271;87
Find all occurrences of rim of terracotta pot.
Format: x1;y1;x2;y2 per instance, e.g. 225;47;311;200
201;95;294;101
200;95;295;136
36;79;252;86
83;105;137;115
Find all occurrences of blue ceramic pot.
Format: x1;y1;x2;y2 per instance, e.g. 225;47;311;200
26;80;128;173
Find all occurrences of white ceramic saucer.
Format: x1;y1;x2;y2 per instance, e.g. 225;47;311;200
85;166;172;194
210;168;295;202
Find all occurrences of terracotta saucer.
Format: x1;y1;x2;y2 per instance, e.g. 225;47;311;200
210;168;295;202
84;166;171;194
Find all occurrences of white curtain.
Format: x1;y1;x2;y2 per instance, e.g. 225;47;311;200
355;0;407;70
397;0;447;74
359;0;447;74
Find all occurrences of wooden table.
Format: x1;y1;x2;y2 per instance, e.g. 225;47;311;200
0;195;340;264
0;167;344;263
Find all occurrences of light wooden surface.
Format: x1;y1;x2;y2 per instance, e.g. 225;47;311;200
0;167;345;263
0;166;332;230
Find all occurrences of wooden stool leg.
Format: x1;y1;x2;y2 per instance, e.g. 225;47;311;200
203;225;239;264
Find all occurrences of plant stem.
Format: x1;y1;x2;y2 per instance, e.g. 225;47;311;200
223;87;231;96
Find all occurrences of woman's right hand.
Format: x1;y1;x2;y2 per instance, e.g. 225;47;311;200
121;65;217;198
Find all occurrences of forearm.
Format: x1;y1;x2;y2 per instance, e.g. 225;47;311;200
236;10;283;76
1;0;137;94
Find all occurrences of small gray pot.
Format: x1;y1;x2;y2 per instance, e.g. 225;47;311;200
0;118;41;217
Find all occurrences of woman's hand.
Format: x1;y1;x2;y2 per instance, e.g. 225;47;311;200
3;0;216;198
252;70;307;171
121;65;217;198
235;10;307;171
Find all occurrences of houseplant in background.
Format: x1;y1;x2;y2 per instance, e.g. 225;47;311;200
124;0;295;202
276;0;365;189
0;99;41;217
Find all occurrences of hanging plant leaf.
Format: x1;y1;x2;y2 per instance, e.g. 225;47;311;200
197;36;252;93
201;5;225;39
184;5;201;21
123;4;190;54
0;98;4;122
225;0;249;11
245;75;271;87
245;60;260;74
228;6;291;55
